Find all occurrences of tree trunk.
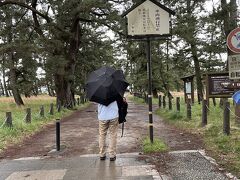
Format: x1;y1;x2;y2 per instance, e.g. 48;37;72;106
33;80;39;96
9;69;24;105
152;88;158;98
185;1;203;103
0;81;4;96
48;77;56;96
191;44;203;103
55;18;80;108
6;11;24;105
2;55;9;97
55;71;75;109
47;82;53;96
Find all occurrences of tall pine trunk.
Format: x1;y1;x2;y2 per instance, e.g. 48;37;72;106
2;56;9;97
55;18;80;108
9;53;24;105
191;44;203;103
6;11;24;105
186;0;203;103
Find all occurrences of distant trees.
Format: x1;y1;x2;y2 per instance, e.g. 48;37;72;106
0;0;239;106
125;0;238;101
0;0;124;107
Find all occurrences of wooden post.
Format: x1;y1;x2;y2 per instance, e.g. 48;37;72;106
158;95;162;108
40;105;44;117
191;79;194;104
56;119;60;151
223;101;230;135
212;98;216;106
77;98;80;105
57;103;61;112
6;112;13;127
202;100;207;127
81;96;84;104
25;108;31;123
235;104;240;125
73;98;76;107
187;98;191;119
145;93;148;104
206;74;210;108
176;97;180;111
49;103;54;115
184;81;187;103
168;96;172;110
163;96;166;108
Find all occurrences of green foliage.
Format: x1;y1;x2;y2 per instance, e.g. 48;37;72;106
0;0;237;105
142;137;168;153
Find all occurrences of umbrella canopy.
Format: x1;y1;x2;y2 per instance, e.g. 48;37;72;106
233;90;240;105
86;66;129;106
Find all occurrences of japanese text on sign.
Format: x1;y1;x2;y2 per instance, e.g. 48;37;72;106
127;0;170;36
228;55;240;79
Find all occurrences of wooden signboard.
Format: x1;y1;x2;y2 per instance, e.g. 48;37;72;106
122;0;175;39
127;0;170;36
206;72;235;98
181;75;194;104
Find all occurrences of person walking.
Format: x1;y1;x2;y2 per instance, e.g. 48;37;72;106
98;100;119;161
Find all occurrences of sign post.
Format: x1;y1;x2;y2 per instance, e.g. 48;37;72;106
122;0;175;143
146;38;153;142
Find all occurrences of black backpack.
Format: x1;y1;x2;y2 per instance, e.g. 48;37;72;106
116;97;128;137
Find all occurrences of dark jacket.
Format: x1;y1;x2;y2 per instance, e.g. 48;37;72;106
116;96;128;124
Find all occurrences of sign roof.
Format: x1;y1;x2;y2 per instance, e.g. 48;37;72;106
122;0;175;17
123;0;175;37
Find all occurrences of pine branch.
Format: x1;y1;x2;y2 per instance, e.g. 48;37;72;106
31;0;43;36
0;0;51;22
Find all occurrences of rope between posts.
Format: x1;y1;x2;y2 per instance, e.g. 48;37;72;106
227;107;240;119
0;118;7;129
205;104;214;113
205;104;221;114
22;114;28;121
32;113;40;119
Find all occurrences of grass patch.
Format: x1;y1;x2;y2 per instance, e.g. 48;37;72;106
143;137;168;153
128;96;145;104
0;95;89;152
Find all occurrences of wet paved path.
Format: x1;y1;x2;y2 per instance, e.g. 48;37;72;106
0;153;163;180
0;98;233;179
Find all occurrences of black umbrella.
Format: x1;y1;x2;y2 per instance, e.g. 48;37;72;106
86;66;129;106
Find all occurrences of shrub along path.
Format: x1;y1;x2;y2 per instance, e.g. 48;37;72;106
0;98;230;179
